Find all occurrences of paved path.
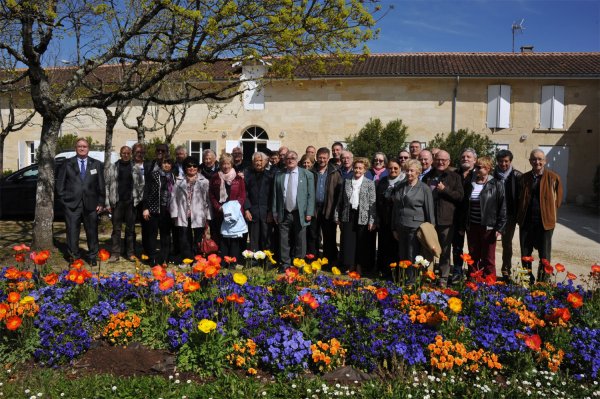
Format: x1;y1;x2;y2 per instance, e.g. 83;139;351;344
1;204;598;281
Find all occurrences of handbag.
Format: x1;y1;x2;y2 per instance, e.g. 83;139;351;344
199;224;219;255
416;222;441;262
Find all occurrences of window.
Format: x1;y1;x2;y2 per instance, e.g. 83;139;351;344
540;85;565;129
487;85;511;129
189;141;215;160
241;65;266;111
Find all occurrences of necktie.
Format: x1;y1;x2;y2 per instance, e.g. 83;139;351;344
285;171;295;212
80;159;86;181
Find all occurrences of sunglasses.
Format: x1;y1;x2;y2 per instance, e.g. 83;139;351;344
156;149;167;153
374;159;385;163
399;156;409;160
186;164;199;168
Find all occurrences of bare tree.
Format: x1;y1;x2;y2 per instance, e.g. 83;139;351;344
0;0;378;249
0;93;36;172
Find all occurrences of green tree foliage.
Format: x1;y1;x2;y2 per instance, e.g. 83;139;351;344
345;118;409;160
428;129;497;168
55;134;103;153
145;137;176;162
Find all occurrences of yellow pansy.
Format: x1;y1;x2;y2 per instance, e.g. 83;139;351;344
198;319;217;333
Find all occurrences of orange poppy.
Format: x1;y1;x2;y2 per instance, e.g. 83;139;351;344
465;281;478;291
5;315;22;331
299;292;315;304
375;287;388;301
216;297;224;304
0;303;9;320
183;279;200;293
98;249;111;262
425;270;436;280
4;267;21;280
566;292;584;308
224;256;237;264
12;244;30;252
204;264;220;279
399;260;412;269
555;263;565;273
14;253;26;263
389;262;397;269
152;265;167;281
484;274;497;285
348;271;361;280
43;273;59;286
21;270;32;280
592;264;600;274
207;254;222;266
305;254;315;260
548;307;571;323
543;263;554;275
567;272;577;280
285;267;299;279
193;258;208;273
31;250;51;265
71;259;85;270
308;300;319;309
158;277;175;291
521;256;534;263
7;292;20;303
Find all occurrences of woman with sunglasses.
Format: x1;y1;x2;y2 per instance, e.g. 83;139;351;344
365;152;389;184
170;156;211;262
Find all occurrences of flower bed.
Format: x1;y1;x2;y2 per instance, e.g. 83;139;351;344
1;246;600;397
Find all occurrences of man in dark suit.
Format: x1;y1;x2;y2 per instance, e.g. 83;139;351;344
244;152;274;251
272;151;315;268
56;138;105;265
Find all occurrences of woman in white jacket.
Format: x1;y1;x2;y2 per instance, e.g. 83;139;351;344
170;157;211;262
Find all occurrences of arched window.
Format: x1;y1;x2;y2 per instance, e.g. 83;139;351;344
241;126;269;140
240;126;269;160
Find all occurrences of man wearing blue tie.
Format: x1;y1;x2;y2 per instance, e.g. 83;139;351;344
56;138;105;265
272;151;315;268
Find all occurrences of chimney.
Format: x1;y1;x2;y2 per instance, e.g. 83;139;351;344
520;46;534;53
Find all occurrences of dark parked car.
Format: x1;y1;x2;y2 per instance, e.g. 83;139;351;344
0;161;65;220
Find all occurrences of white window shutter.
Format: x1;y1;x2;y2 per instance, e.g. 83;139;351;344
18;141;27;169
541;86;565;129
487;85;511;129
552;86;564;129
225;140;240;153
266;140;280;151
487;85;500;128
241;65;265;111
498;85;511;128
209;140;217;151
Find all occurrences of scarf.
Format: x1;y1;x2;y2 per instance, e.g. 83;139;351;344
495;165;513;181
372;167;385;182
218;168;237;203
350;176;364;210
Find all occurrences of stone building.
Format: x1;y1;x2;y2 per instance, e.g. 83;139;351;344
3;52;599;202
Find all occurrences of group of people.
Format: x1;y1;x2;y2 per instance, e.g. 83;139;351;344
57;137;562;286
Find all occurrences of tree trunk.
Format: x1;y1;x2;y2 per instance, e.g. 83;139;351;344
0;134;5;173
104;112;117;173
32;117;62;250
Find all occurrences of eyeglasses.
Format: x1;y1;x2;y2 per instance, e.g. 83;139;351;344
374;159;385;163
156;149;166;153
399;156;409;160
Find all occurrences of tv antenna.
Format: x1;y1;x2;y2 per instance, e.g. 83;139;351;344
512;19;525;53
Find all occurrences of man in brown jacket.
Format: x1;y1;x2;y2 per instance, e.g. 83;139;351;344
312;147;342;263
517;149;563;283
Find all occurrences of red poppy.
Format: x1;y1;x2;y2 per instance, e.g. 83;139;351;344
308;300;319;310
285;267;299;279
484;274;497;285
348;271;361;280
567;292;584;308
14;253;26;263
5;315;22;331
207;254;222;266
224;256;237;264
0;303;9;320
555;263;565;273
470;268;484;283
523;334;542;351
21;270;32;280
158;277;175;291
543;263;554;275
43;273;59;286
71;259;85;270
548;307;571;323
521;256;534;263
226;293;239;302
30;250;51;266
12;244;30;252
567;272;577;280
183;279;200;293
216;297;224;304
98;249;111;262
152;265;167;281
465;281;478;291
443;288;459;297
460;253;474;265
299;292;316;304
305;254;315;260
375;287;388;301
592;264;600;274
7;292;20;303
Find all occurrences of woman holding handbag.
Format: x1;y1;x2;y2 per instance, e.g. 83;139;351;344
209;153;247;262
170;157;211;263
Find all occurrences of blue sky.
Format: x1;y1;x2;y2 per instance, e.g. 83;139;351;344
366;0;599;53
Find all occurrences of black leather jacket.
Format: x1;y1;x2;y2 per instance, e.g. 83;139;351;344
461;177;507;234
